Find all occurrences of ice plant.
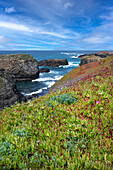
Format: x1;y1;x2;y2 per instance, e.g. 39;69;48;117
0;55;113;169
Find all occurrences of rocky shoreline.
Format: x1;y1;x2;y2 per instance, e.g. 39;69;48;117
79;51;113;66
0;54;69;110
0;51;112;110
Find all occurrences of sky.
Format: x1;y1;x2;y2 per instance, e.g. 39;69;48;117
0;0;113;50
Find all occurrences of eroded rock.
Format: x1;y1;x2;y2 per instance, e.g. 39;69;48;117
0;54;39;81
79;51;113;66
38;59;68;67
39;68;50;73
0;70;26;110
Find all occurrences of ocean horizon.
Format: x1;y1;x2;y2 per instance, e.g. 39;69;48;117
0;50;100;97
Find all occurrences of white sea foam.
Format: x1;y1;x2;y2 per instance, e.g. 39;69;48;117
59;62;79;68
71;55;78;58
23;86;48;96
45;81;56;88
49;70;59;74
61;52;81;55
32;75;63;82
42;87;48;90
25;89;43;96
32;77;55;82
54;75;63;80
70;53;83;58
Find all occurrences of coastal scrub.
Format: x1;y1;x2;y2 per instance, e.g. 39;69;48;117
0;56;113;169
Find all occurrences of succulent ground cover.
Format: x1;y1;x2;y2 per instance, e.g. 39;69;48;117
0;56;113;169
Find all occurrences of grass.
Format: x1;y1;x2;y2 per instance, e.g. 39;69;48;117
0;56;113;169
0;54;36;61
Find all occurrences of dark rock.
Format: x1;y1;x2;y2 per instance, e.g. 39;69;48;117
32;94;39;98
39;68;50;73
38;59;68;67
0;54;39;81
0;70;26;110
27;95;33;100
26;93;39;100
79;51;113;66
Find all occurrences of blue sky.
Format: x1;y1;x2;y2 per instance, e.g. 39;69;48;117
0;0;113;50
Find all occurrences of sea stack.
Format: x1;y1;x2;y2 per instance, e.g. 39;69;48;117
38;58;68;67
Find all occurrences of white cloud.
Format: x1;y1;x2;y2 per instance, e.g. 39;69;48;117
37;30;67;38
0;21;33;32
14;44;41;48
64;2;73;9
5;7;16;13
83;36;111;44
0;21;73;38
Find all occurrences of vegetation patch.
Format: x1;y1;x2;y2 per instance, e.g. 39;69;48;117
0;56;113;169
0;54;36;61
46;93;78;107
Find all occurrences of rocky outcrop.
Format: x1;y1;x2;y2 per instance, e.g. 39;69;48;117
38;59;68;67
39;68;50;73
0;69;26;110
0;54;39;81
79;51;113;66
79;55;103;66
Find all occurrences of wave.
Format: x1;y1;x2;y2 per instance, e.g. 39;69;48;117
24;89;43;96
59;62;79;68
32;77;55;82
61;52;78;55
23;86;48;96
71;54;84;58
49;70;59;74
32;75;63;82
45;81;56;88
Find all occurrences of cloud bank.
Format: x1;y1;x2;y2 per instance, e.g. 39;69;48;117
0;0;113;50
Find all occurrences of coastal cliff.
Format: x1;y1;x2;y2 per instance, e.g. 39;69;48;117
0;54;39;81
0;53;39;109
79;51;113;66
0;69;26;110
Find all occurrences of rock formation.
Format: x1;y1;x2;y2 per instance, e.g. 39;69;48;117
0;54;39;81
38;59;68;67
79;51;113;66
0;69;26;110
39;68;50;73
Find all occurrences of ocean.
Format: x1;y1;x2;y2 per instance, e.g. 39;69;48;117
0;50;99;97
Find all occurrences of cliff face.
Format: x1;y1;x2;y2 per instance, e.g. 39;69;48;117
0;54;39;81
0;69;26;110
79;51;113;66
0;54;39;110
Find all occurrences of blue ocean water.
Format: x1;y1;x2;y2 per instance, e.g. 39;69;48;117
0;50;99;97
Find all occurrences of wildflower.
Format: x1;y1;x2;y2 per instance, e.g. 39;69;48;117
96;101;100;104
